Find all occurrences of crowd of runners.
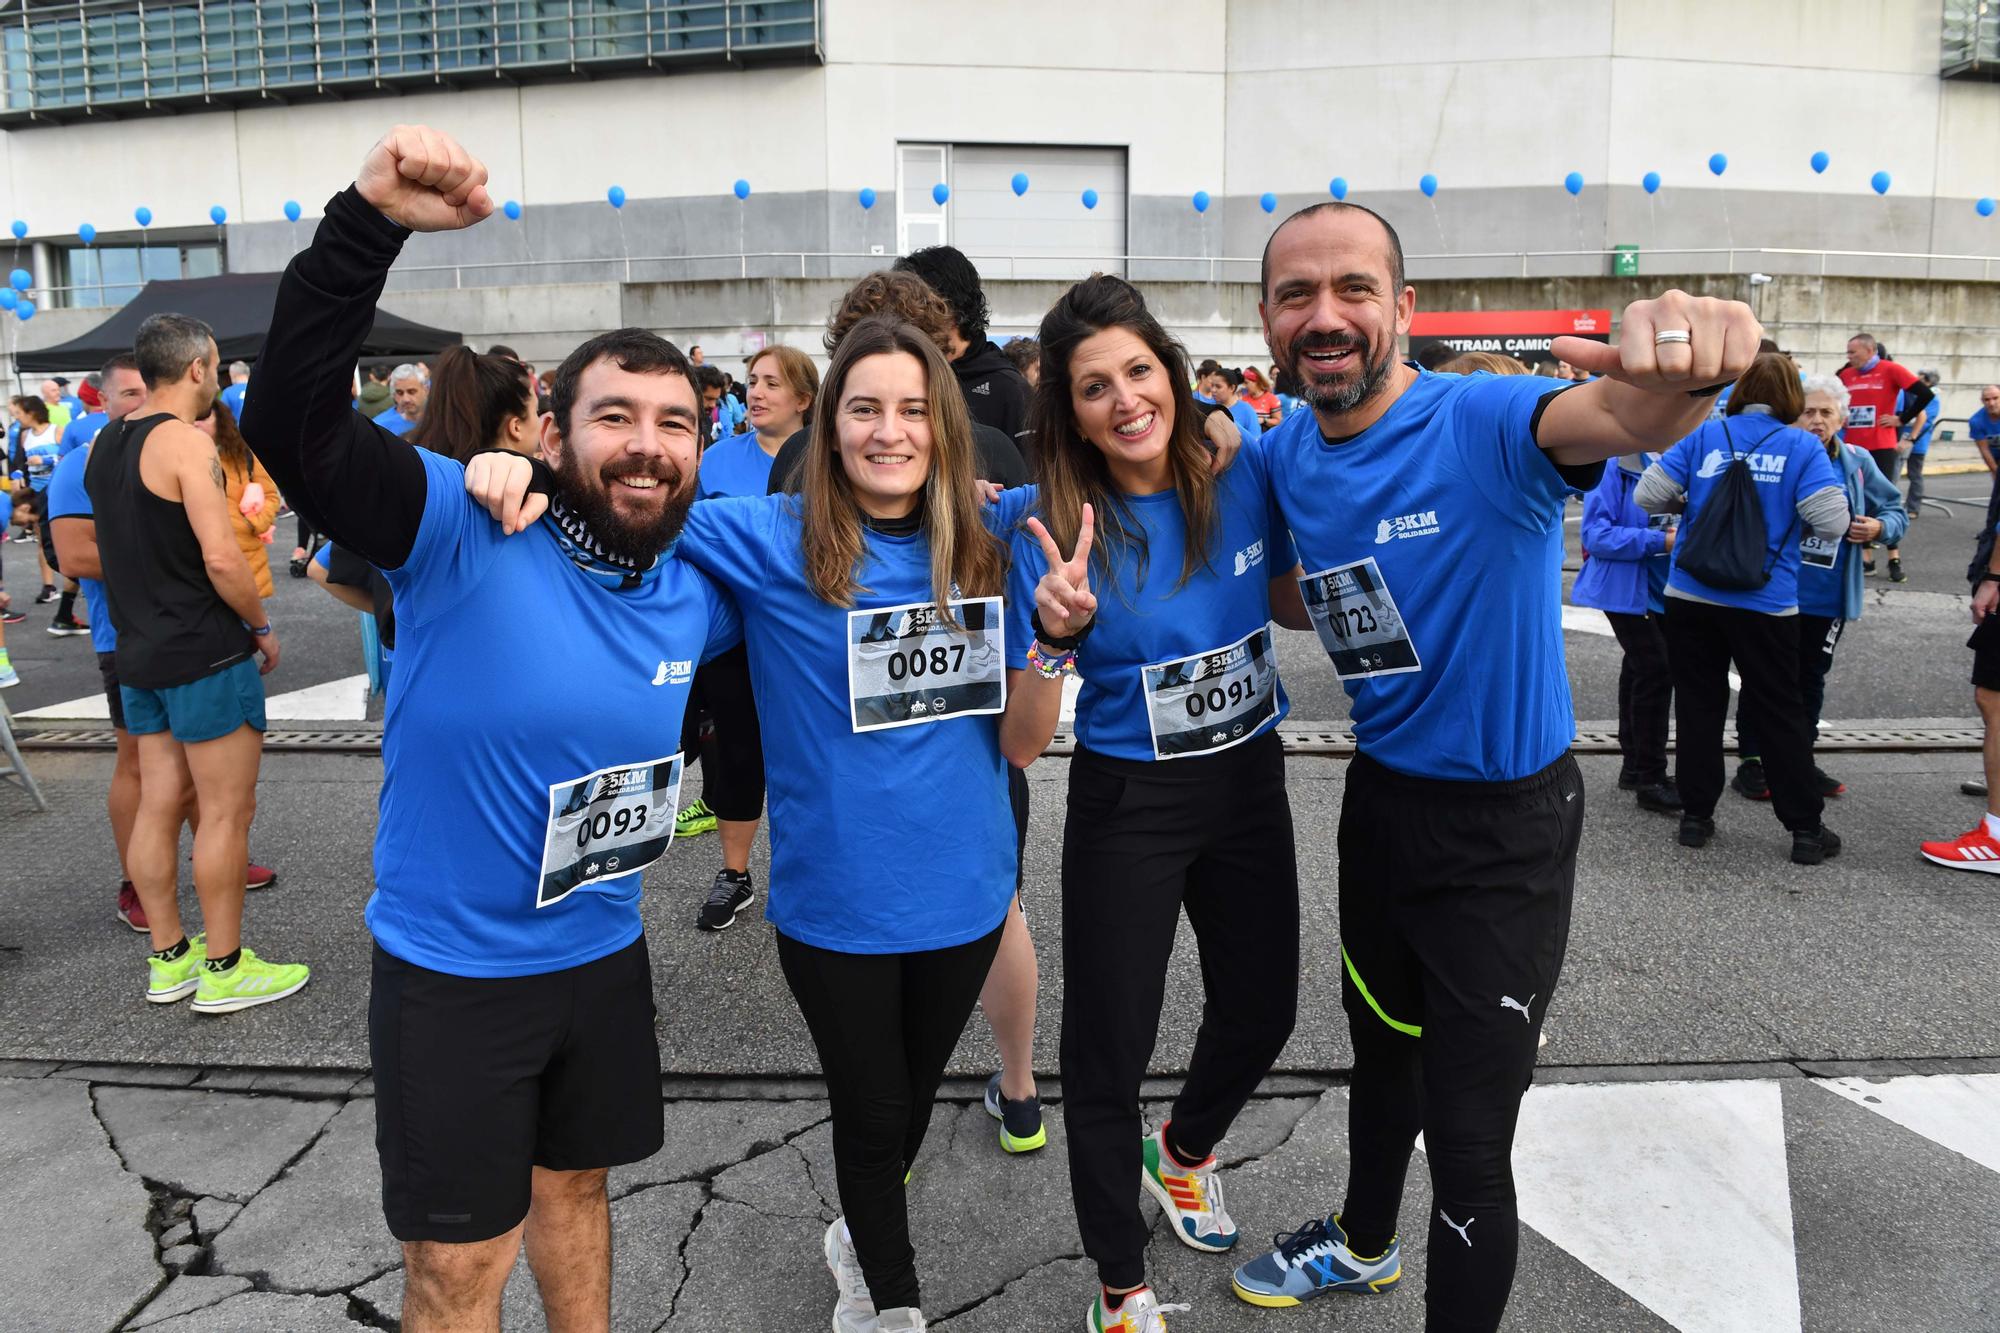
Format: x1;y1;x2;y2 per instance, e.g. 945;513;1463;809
7;120;2000;1333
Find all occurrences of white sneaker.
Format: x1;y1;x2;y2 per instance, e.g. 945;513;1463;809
825;1218;876;1332
876;1309;927;1333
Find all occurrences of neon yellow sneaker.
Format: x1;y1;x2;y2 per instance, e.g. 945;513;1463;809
675;798;717;839
191;947;311;1015
146;935;206;1004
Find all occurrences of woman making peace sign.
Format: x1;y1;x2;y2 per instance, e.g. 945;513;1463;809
997;274;1312;1333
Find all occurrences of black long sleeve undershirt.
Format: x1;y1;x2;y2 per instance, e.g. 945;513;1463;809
1899;378;1936;434
239;185;429;571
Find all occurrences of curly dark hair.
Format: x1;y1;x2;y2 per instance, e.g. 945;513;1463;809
893;244;990;347
549;329;698;441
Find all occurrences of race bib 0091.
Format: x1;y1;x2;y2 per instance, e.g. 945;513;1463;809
846;597;1006;733
537;755;682;909
1141;626;1280;760
1300;557;1422;681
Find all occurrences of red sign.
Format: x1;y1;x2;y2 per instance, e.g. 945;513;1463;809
1408;309;1611;365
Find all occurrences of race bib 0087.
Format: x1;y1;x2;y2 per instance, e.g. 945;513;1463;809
846;597;1006;733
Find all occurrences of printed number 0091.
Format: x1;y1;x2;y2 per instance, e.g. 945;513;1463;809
1184;679;1253;718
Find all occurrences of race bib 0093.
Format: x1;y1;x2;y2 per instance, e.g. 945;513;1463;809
537;755;682;909
846;597;1006;733
1300;557;1422;681
1141;626;1280;760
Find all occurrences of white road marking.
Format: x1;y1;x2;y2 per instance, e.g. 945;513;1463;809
1813;1073;2000;1176
19;672;371;723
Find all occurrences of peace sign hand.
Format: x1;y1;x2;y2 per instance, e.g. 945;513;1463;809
1023;503;1097;642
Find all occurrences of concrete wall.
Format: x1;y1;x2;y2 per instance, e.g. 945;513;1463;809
1;0;1996;300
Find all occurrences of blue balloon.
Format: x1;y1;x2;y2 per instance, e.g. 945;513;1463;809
1979;197;1997;218
1708;153;1728;177
78;223;96;245
8;269;28;292
858;188;877;210
503;200;522;221
931;183;950;206
1329;177;1348;201
1871;170;1891;196
16;299;34;321
1642;171;1661;194
1810;150;1830;175
1080;188;1099;210
1419;174;1438;198
1564;171;1584;197
1192;190;1210;213
1011;172;1029;197
0;289;16;311
209;205;227;225
8;220;23;239
283;200;302;223
135;206;153;228
607;186;626;209
733;179;751;201
1259;192;1278;214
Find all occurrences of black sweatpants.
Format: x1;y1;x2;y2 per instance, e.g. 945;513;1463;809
777;922;1004;1312
1060;729;1299;1290
1736;614;1842;760
1337;750;1582;1333
1664;598;1823;831
1604;609;1673;785
687;644;765;821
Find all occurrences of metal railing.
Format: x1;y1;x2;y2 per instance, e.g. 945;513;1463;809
1942;0;2000;78
0;0;820;122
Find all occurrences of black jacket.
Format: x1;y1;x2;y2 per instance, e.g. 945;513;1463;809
953;340;1033;458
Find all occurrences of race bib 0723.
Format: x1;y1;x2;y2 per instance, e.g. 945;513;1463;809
846;597;1005;733
1141;626;1280;760
1300;557;1422;681
537;754;682;909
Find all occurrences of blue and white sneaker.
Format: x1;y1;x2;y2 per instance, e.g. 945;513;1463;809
1231;1214;1401;1308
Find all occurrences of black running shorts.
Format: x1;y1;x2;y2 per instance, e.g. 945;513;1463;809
1972;614;2000;692
369;934;664;1243
97;651;126;733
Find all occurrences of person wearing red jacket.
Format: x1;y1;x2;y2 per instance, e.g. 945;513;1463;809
1836;333;1931;583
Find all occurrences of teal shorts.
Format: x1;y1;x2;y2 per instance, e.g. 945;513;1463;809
121;657;266;743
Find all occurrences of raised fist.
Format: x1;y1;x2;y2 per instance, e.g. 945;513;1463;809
356;125;494;233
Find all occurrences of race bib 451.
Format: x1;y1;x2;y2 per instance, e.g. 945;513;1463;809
537;755;683;908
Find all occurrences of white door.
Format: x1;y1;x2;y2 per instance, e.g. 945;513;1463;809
898;144;949;255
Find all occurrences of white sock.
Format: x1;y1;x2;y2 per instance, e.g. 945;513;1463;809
1982;812;2000;840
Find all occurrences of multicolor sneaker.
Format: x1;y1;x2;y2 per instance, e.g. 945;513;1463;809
191;948;311;1014
0;660;18;688
146;936;206;1004
1140;1123;1236;1252
1088;1285;1190;1332
984;1071;1046;1154
116;882;148;933
674;798;718;839
1920;824;2000;874
824;1218;876;1332
1231;1214;1401;1307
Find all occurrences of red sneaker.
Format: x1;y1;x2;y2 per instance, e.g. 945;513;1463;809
1919;826;2000;874
116;882;148;932
246;862;278;891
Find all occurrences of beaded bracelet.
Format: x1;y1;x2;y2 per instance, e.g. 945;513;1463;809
1026;638;1075;679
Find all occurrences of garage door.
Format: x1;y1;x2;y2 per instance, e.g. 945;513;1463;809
897;142;1128;282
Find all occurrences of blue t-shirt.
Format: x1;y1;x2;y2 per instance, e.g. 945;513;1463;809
1901;393;1940;455
697;435;778;500
1004;451;1295;762
220;382;247;420
1970;407;2000;444
1262;369;1584;782
43;446;116;653
1657;413;1842;615
372;404;418;437
59;411;106;458
369;449;739;978
675;493;1019;953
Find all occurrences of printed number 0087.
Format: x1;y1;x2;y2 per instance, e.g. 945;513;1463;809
577;803;652;848
886;643;966;681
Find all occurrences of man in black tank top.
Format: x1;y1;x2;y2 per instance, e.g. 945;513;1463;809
83;313;309;1016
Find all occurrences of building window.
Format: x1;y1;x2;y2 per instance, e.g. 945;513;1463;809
59;243;225;308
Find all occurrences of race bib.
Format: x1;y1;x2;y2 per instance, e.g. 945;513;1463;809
1799;532;1839;569
847;597;1005;733
1141;626;1280;760
537;755;682;909
1846;404;1876;429
1300;557;1422;681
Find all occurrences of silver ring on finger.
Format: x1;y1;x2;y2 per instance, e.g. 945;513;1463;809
1653;329;1691;346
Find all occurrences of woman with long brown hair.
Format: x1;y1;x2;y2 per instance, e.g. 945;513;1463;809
198;400;283;598
997;273;1310;1333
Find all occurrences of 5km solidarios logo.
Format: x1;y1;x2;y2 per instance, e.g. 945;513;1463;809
1375;510;1442;544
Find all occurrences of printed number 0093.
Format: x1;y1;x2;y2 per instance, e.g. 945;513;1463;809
576;803;652;848
886;643;967;682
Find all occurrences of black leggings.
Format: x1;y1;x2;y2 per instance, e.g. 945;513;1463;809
1604;609;1673;784
1060;730;1298;1290
1337;751;1581;1333
777;921;1004;1312
1736;614;1842;760
685;645;765;821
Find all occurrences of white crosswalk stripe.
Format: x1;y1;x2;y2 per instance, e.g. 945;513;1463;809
1813;1072;2000;1176
19;672;372;723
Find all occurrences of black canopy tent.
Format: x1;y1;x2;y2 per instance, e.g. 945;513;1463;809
14;272;460;374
